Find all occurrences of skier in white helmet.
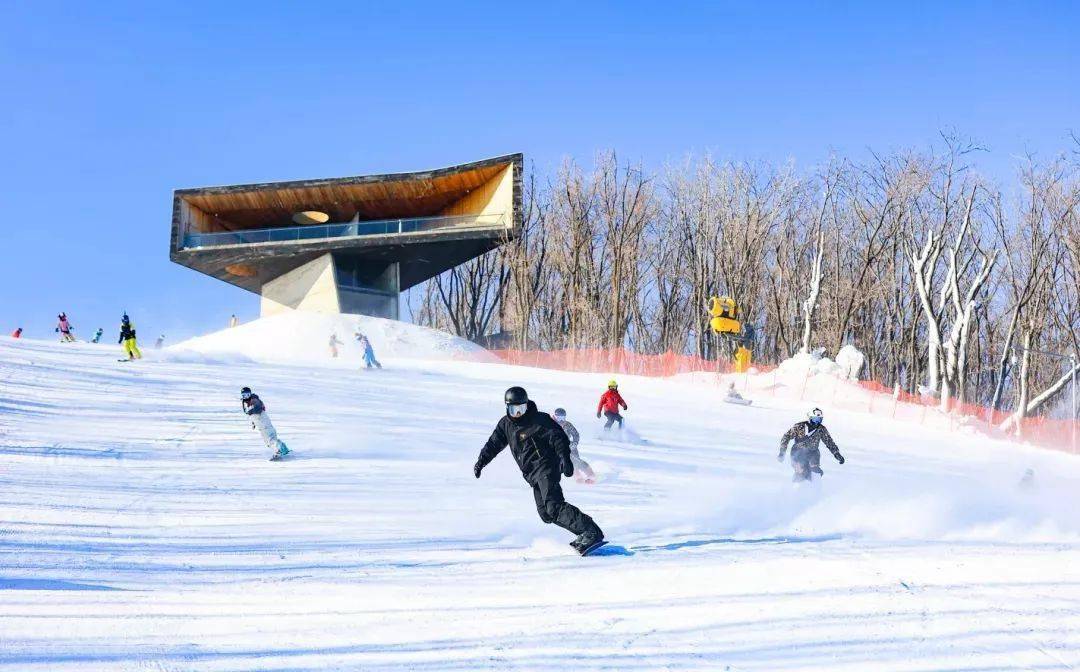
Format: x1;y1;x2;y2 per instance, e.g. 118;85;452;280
777;408;845;482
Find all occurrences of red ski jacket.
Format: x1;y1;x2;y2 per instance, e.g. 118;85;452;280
597;389;628;415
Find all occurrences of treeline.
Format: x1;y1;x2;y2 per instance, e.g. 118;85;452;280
409;136;1080;425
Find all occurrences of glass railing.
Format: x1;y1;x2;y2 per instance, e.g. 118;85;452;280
182;212;507;249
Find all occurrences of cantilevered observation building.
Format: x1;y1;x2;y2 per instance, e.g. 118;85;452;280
170;154;522;320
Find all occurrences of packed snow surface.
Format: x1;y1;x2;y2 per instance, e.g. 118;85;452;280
172;312;496;365
1;333;1079;670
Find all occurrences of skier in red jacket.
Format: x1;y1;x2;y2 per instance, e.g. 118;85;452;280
596;380;628;430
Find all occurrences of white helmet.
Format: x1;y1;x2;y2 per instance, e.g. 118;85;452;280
808;408;823;424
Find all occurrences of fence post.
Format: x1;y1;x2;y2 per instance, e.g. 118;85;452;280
1072;357;1078;454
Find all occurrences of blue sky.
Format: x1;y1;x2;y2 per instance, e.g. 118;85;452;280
1;2;1077;341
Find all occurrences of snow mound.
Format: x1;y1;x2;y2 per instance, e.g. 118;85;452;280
170;311;496;365
835;344;866;380
776;349;843;378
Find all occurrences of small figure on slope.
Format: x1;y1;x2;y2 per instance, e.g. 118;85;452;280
596;379;628;430
355;332;382;369
724;382;753;406
553;407;596;484
118;314;142;360
154;334;165;350
777;408;845;482
11;327;22;339
1018;468;1036;491
241;386;290;460
56;313;75;342
475;387;605;555
91;328;103;344
329;333;342;358
230;314;239;328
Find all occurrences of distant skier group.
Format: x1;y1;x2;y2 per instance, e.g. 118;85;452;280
11;311;161;360
326;331;382;369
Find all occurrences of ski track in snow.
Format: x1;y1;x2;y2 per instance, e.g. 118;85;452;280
0;336;1079;671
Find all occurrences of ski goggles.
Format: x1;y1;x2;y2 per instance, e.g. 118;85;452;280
241;392;252;400
507;402;528;418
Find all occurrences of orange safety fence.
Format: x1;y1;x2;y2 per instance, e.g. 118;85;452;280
490;347;1079;455
490;348;730;378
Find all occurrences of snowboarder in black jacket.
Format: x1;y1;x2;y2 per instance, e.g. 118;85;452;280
778;407;845;481
475;386;604;554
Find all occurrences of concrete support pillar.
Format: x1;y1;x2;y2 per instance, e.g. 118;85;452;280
259;253;400;319
260;254;341;317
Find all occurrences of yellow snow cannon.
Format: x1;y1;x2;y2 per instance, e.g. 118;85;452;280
708;296;742;336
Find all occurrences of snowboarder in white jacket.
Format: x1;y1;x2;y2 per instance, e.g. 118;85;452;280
778;408;844;481
241;387;290;460
553;408;595;483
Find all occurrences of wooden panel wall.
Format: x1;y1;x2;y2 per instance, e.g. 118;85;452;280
438;165;514;222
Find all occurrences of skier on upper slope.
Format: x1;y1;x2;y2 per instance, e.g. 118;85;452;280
777;408;845;482
241;386;290;461
355;332;382;369
474;387;605;555
118;314;141;360
91;328;103;344
596;380;628;430
552;407;596;484
56;313;75;342
11;327;22;338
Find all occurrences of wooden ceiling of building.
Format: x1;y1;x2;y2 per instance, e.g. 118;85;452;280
181;163;507;230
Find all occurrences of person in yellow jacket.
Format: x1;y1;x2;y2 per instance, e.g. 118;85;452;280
118;313;142;360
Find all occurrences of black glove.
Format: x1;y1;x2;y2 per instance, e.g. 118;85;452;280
836;454;845;465
596;411;602;419
776;453;785;462
473;461;483;479
560;455;574;478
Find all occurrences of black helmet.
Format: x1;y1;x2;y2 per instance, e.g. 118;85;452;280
553;407;567;418
241;386;252;398
504;386;528;405
505;386;529;419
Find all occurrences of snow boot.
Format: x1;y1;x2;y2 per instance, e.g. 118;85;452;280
572;528;605;556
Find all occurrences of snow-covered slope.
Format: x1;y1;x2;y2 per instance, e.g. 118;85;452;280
1;334;1079;671
171;311;496;365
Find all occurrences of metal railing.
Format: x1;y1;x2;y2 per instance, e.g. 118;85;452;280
182;212;507;249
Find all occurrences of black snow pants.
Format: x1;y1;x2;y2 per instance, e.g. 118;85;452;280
530;469;601;536
791;445;823;481
603;410;624;429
